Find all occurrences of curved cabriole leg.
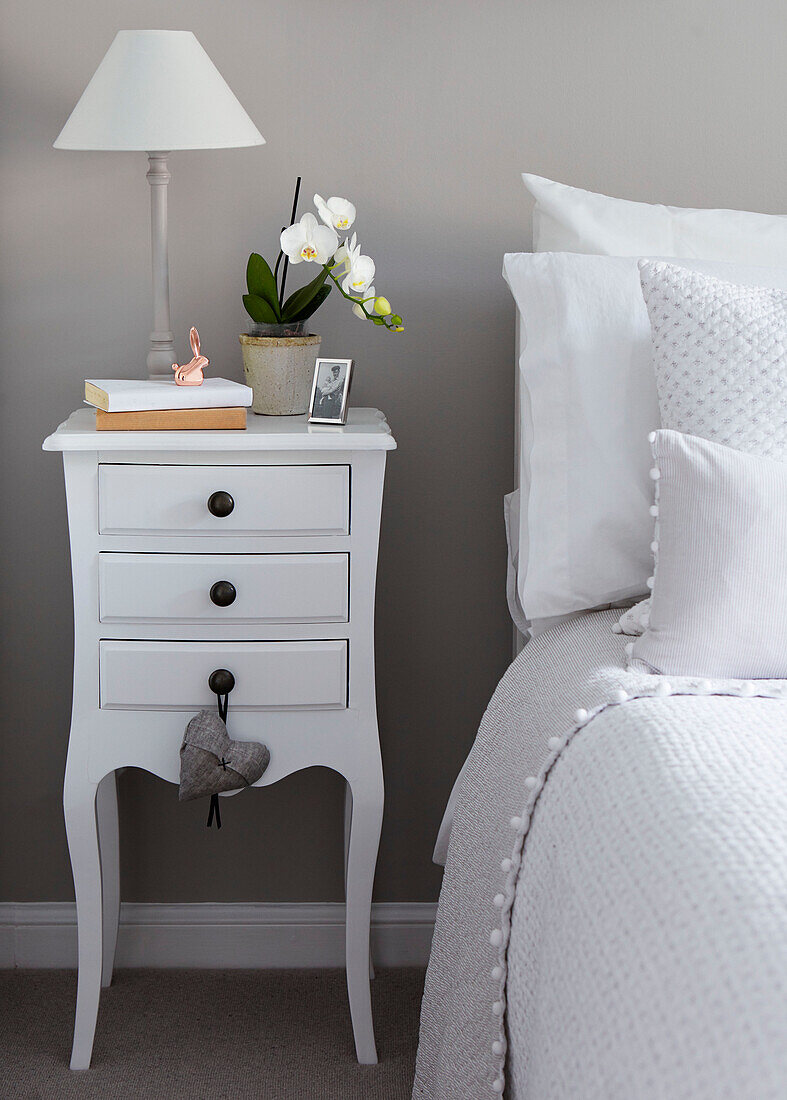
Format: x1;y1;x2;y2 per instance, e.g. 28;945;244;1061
344;783;375;980
64;760;102;1070
344;762;384;1064
97;771;120;989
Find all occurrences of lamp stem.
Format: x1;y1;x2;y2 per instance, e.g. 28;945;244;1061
146;152;175;378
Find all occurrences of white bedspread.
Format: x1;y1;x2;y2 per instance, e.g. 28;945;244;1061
414;611;787;1099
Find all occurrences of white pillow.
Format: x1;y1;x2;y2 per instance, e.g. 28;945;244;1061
504;490;528;636
523;174;787;264
502;253;787;624
639;261;787;459
630;430;787;679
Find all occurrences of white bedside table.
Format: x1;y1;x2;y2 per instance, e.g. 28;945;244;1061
43;407;396;1070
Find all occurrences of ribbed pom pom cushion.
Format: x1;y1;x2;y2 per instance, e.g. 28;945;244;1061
630;430;787;679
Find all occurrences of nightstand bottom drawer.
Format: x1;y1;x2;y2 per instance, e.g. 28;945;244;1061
99;640;348;711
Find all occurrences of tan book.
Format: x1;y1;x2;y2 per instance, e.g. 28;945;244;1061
95;407;247;431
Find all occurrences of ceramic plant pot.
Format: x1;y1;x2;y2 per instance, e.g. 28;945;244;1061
239;325;322;415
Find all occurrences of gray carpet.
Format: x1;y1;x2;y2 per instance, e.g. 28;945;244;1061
0;968;425;1099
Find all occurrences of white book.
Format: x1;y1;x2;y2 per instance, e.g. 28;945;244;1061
85;377;253;413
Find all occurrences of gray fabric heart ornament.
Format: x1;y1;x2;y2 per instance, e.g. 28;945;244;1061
179;710;270;802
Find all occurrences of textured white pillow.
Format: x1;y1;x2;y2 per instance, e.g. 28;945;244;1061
630;431;787;679
523;174;787;264
502;253;787;623
639;261;787;459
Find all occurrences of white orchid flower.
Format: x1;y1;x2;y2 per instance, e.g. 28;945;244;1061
332;233;356;274
314;194;356;232
280;212;338;264
342;243;376;296
344;255;376;295
352;286;375;320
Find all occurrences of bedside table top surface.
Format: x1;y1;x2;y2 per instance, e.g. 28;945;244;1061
44;407;396;453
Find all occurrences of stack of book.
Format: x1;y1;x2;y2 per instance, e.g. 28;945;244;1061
84;378;253;431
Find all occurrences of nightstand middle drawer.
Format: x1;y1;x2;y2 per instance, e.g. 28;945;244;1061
99;553;349;623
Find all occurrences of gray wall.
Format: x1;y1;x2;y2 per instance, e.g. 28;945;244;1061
2;0;786;904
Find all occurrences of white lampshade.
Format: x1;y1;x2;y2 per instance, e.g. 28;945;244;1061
54;30;265;151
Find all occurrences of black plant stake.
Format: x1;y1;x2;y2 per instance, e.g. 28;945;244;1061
278;175;302;304
273;227;286;285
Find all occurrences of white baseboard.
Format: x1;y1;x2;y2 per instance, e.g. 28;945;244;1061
0;902;436;970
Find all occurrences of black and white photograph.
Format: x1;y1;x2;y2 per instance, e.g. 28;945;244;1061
308;358;353;424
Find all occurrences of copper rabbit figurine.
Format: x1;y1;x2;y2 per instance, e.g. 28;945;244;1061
172;327;209;385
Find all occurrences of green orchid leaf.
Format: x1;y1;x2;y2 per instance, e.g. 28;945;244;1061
246;253;281;318
287;284;331;323
243;293;279;324
281;266;331;321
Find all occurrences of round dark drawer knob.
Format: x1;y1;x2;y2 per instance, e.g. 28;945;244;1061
207;491;234;518
208;668;235;696
210;580;236;607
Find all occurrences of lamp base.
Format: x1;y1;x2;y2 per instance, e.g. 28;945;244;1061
147;152;174;380
147;332;176;379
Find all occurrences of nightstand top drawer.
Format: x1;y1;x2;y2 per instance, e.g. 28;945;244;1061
99;552;349;624
99;640;348;711
98;464;349;536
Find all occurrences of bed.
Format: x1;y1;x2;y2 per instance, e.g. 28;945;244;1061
413;177;787;1098
415;610;787;1098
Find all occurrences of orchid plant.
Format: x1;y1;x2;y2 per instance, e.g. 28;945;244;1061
243;178;403;333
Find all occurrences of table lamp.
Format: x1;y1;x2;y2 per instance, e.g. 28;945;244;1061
54;30;265;378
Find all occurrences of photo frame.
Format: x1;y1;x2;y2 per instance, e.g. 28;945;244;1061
308;358;354;425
